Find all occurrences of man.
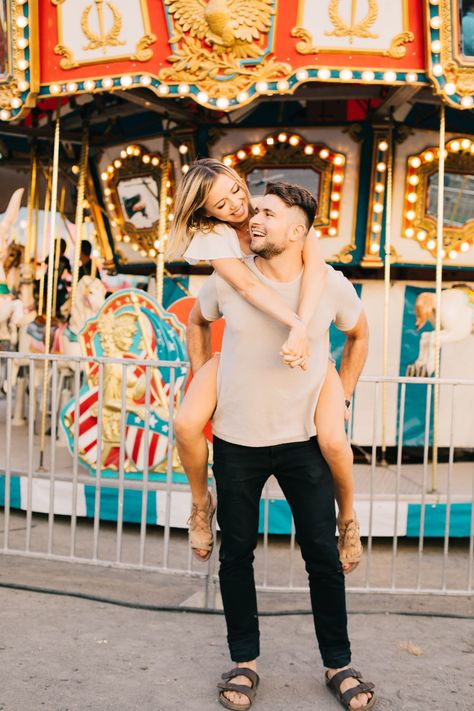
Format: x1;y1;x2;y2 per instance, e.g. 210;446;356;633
187;182;375;710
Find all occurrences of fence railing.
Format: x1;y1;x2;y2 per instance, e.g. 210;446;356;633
0;351;473;605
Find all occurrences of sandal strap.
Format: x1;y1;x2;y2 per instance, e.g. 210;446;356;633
221;667;259;687
217;681;257;701
340;681;375;706
327;667;362;691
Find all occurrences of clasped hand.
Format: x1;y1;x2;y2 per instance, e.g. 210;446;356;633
280;322;311;370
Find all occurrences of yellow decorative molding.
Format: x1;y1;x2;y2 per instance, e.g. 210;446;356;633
290;26;319;55
81;2;125;53
382;30;414;59
325;0;379;42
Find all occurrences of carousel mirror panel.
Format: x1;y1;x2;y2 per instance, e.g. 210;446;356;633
402;137;474;261
220;129;359;263
0;0;38;120
101;145;174;259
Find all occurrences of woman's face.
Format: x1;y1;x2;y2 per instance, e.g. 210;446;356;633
203;173;249;225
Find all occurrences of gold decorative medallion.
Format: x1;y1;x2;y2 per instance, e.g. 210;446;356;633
81;1;125;53
161;0;289;98
325;0;379;42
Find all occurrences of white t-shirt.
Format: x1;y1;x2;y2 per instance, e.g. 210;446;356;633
183;223;252;264
198;260;362;447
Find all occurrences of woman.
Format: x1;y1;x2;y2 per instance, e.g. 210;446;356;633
166;159;361;573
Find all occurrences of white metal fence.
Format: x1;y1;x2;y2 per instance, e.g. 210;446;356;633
0;351;473;605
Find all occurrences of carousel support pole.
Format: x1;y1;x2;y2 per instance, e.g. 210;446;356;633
38;172;51;317
156;138;170;305
25;146;38;266
71;128;89;308
381;123;394;465
52;186;66;319
431;104;446;493
38;101;61;471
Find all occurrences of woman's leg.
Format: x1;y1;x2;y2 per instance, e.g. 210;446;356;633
174;356;219;559
315;362;361;573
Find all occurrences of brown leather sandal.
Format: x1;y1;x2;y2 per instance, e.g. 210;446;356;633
187;491;216;562
326;667;376;710
217;667;260;710
337;513;363;573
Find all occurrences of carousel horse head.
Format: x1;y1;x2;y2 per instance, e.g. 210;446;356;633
0;188;23;265
67;276;107;335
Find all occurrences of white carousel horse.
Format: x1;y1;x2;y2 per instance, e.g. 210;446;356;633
407;286;474;377
0;189;24;349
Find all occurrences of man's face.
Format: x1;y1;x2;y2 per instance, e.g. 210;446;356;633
249;194;304;259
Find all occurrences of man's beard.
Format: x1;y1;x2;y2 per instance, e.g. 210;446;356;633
251;240;285;260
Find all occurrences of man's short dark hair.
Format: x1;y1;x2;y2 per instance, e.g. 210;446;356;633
81;240;92;257
264;181;317;230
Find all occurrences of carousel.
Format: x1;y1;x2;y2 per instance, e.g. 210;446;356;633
0;0;473;537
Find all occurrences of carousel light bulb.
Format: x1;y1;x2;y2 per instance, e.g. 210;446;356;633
330;210;339;219
159;84;170;95
120;75;133;88
216;97;229;110
178;83;190;95
104;188;111;196
405;227;414;237
142;155;151;164
461;139;471;150
151;157;160;166
331;192;340;201
278;132;288;142
251;145;262;155
256;81;269;93
18;80;29;92
16;0;27;4
406;72;418;83
333;155;345;166
102;77;114;89
315;230;322;237
166;197;172;205
461;96;474;108
370;242;380;253
373;224;382;233
406;210;416;220
383;71;397;82
10;97;22;109
237;91;249;103
426;239;436;250
154;240;160;249
133;147;140;156
84;80;96;91
101;172;108;181
378;141;389;152
444;82;456;95
140;249;147;257
131;243;139;251
123;235;130;243
318;69;331;80
125;146;133;155
429;0;440;4
17;38;28;50
296;69;309;81
448;250;457;260
140;75;152;87
328;227;337;236
362;70;375;81
417;230;426;241
375;183;385;193
107;165;114;174
237;150;246;160
461;242;469;252
166;180;171;188
196;91;208;103
149;248;157;257
18;58;28;71
430;16;441;30
289;135;300;146
340;69;353;81
376;162;387;172
374;203;384;213
66;82;78;93
431;40;442;53
181;164;190;174
114;160;122;169
266;137;275;145
179;144;189;155
168;213;174;221
50;83;61;95
319;148;329;159
277;80;290;92
304;145;314;155
16;15;28;28
333;174;343;184
450;140;461;152
71;165;80;175
409;175;419;186
432;64;443;77
0;109;10;121
223;156;233;166
407;192;418;203
410;157;421;168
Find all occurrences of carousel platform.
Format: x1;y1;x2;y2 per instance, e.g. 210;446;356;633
0;407;472;539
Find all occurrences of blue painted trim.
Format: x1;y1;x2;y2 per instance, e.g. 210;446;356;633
406;503;473;538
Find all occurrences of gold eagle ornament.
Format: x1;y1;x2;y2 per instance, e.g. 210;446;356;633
165;0;274;58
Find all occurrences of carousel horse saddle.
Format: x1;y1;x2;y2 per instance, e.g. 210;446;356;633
26;316;61;347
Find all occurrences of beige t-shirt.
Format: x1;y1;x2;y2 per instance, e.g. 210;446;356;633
198;259;362;447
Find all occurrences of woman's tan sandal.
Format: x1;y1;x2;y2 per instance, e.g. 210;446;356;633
217;667;260;710
187;491;216;562
326;668;376;710
337;514;363;572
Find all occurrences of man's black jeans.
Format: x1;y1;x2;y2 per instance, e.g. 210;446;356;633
213;436;351;669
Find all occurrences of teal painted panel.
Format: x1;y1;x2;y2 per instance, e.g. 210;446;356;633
0;474;21;509
406;503;472;538
84;485;157;524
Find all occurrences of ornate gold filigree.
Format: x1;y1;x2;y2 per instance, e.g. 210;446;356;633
332;244;356;264
325;0;379;42
54;44;77;71
290;26;318;55
81;1;125;52
131;34;157;62
382;30;414;59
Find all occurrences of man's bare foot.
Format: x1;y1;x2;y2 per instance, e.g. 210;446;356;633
326;666;375;709
220;660;257;708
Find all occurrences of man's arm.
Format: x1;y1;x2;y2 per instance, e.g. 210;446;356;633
187;300;214;373
338;310;369;403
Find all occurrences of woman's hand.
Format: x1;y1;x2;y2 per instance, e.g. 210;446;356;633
280;322;311;370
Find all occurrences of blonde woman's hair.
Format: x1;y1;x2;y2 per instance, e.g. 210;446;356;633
165;158;252;260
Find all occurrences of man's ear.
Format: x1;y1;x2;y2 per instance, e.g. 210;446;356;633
289;223;307;242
